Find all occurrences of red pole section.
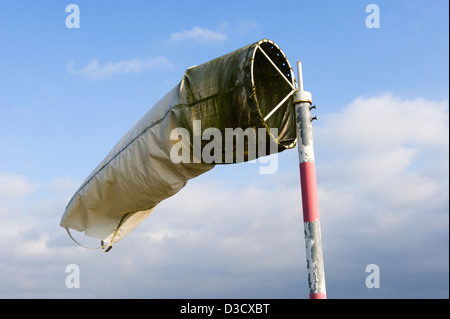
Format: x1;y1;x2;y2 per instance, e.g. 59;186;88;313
295;61;326;299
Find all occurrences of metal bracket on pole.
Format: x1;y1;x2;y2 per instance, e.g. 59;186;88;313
294;61;327;299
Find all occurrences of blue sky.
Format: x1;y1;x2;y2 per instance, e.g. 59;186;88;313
0;1;448;298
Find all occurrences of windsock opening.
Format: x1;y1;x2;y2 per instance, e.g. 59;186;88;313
251;39;297;148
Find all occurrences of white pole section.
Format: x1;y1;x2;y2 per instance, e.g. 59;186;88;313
297;61;304;91
294;61;327;299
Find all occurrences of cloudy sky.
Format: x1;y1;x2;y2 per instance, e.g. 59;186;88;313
0;1;448;299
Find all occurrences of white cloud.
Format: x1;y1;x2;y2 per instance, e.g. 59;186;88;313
0;173;35;200
68;56;172;80
169;26;227;45
315;94;448;218
217;19;260;36
317;94;449;153
315;94;449;192
167;20;260;46
236;19;260;34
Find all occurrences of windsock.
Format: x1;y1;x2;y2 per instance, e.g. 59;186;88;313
60;39;298;246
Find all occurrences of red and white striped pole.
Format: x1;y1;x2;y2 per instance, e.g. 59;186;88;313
294;61;327;299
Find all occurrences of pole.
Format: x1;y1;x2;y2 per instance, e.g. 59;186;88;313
294;61;327;299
